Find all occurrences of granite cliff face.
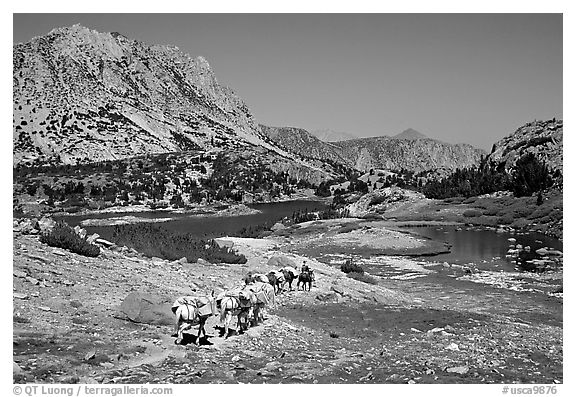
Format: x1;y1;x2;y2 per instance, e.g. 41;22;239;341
259;125;353;166
332;137;486;173
309;128;359;142
13;25;273;166
486;119;563;173
263;125;485;173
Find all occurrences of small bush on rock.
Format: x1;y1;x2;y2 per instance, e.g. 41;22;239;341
347;271;378;285
340;259;364;274
40;221;100;257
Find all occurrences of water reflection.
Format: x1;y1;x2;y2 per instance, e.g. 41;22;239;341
58;200;328;240
406;226;562;270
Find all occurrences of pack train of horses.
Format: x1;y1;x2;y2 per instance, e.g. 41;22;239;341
171;264;316;345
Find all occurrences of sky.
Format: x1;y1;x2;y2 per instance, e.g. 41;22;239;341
12;13;563;150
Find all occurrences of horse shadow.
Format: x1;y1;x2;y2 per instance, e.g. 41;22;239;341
178;333;214;346
213;325;243;339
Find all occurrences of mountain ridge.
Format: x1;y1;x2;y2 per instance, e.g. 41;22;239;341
262;124;486;173
331;136;486;172
309;128;359;142
13;24;281;166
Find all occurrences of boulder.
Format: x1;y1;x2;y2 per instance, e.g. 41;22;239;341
86;233;100;244
74;225;87;239
315;292;339;302
267;255;297;268
271;222;287;232
548;249;563;257
14;218;37;234
119;292;174;326
37;216;56;233
214;239;234;250
95;238;115;248
446;366;469;375
331;285;346;296
445;342;460;351
13;362;23;374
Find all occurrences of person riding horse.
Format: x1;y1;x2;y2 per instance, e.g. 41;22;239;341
297;262;315;291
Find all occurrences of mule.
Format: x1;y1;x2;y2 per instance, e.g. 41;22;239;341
281;269;297;291
297;270;314;291
216;291;253;338
172;294;216;345
267;271;280;295
244;282;276;325
270;270;286;294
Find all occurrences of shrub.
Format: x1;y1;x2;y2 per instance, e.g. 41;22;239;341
237;222;273;238
463;209;482;217
496;214;514;225
340;260;364;274
527;205;554;220
112;223;247;264
347;271;378;285
369;194;388;206
337;224;358;234
482;208;500;216
512;153;553;197
512;205;535;218
314;181;332;197
443;197;466;204
40;221;100;257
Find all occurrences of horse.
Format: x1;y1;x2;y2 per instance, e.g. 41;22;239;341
244;282;276;325
269;270;286;294
281;267;298;291
172;294;216;345
297;270;314;291
216;290;254;338
267;271;280;295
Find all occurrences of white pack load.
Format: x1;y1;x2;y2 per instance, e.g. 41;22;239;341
252;273;269;283
247;282;275;305
171;295;216;317
272;270;285;283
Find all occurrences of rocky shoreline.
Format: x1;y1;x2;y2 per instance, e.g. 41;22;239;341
13;214;563;384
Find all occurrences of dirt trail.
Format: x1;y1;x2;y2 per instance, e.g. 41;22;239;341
12;218;562;384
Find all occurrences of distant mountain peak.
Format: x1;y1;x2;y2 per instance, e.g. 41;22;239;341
392;128;428;140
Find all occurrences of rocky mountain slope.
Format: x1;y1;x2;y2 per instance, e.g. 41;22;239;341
310;128;359;142
260;125;353;166
13;25;280;166
332;137;486;173
263;125;485;174
486;119;562;173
